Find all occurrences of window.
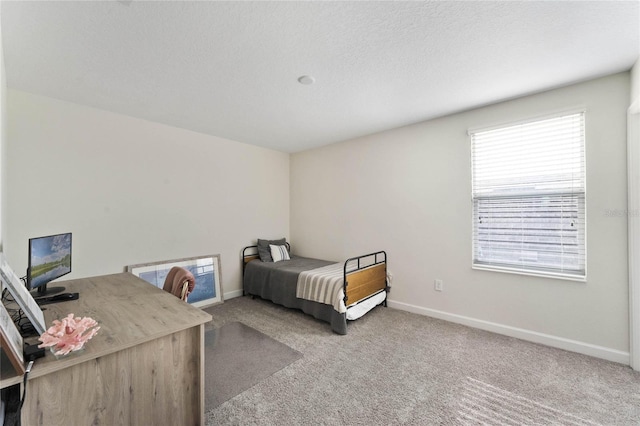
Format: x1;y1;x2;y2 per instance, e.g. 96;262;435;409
470;111;586;280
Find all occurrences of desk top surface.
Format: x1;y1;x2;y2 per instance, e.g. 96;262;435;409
1;272;212;387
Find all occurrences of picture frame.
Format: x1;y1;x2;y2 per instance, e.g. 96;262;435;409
0;252;46;335
127;254;223;308
0;302;26;375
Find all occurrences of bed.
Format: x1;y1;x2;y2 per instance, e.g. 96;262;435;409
242;240;389;334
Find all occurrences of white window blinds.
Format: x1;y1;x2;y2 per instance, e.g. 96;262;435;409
470;111;586;279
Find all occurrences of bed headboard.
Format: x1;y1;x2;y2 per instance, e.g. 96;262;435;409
242;242;292;271
242;245;260;266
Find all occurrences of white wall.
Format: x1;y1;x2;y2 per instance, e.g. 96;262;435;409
0;10;6;250
632;60;639;105
291;73;630;361
628;59;640;369
5;90;290;298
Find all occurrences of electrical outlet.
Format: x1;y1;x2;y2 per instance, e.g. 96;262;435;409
434;279;443;292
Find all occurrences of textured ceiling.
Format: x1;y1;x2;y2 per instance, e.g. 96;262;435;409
2;1;639;153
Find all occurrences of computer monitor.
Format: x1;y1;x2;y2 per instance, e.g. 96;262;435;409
27;232;72;296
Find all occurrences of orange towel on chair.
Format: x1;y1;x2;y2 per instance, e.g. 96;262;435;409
163;266;196;301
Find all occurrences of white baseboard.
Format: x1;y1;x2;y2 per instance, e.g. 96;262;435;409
387;299;630;365
223;289;243;300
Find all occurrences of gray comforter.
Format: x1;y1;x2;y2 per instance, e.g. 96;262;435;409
243;255;348;334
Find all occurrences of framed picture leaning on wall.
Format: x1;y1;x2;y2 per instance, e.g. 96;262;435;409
127;254;223;308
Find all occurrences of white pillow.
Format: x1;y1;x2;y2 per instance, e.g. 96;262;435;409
269;244;290;262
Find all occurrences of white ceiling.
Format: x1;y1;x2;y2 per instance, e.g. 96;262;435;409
2;1;639;153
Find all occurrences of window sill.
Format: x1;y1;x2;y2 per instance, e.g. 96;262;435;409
472;264;586;282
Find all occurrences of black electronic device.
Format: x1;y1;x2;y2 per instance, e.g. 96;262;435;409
35;292;79;306
26;232;72;297
23;343;45;361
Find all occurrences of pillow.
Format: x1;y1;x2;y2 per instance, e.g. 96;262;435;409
257;238;286;262
270;244;291;262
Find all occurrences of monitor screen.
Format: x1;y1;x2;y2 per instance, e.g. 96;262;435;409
27;232;72;292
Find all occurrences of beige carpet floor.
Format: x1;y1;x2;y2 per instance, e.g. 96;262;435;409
204;296;640;425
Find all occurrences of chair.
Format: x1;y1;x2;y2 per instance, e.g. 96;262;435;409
163;266;196;302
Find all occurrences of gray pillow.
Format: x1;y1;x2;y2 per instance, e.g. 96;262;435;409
257;238;286;262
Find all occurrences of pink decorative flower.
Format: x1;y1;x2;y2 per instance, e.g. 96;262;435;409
38;313;100;356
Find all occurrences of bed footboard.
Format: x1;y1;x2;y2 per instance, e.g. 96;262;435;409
343;251;388;307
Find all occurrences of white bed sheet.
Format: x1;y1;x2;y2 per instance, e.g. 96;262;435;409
346;290;386;320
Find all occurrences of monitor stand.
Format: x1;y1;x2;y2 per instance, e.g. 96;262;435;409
33;284;66;298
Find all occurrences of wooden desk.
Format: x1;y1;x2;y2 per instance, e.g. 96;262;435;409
0;272;212;425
